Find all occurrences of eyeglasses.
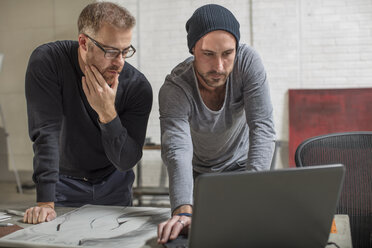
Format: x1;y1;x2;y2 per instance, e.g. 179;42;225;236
84;34;136;59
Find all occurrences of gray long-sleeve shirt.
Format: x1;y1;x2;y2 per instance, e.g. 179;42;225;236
159;44;276;212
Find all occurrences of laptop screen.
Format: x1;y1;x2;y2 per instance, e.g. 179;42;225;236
187;164;345;248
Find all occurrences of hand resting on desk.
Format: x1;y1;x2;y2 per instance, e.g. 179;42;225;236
23;202;56;224
157;205;192;244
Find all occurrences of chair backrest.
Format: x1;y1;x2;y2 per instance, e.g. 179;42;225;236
295;131;372;248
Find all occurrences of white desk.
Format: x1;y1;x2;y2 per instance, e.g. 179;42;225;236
328;215;353;248
0;207;352;248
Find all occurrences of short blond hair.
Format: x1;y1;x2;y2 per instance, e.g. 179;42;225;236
78;1;135;35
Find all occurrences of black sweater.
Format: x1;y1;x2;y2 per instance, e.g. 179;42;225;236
25;41;152;202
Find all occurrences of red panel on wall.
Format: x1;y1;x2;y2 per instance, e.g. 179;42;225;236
288;88;372;167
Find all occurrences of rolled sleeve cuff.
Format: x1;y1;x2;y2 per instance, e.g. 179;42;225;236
98;115;124;139
36;182;56;203
171;194;194;213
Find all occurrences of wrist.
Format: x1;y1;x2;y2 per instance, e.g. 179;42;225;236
99;111;117;124
172;205;192;216
177;213;192;217
37;202;55;209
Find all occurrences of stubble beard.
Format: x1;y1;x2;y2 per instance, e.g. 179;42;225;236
196;69;228;89
102;65;121;85
86;55;121;85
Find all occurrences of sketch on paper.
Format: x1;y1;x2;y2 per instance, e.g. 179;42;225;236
0;205;170;248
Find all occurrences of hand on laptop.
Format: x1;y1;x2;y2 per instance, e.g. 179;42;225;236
157;205;192;244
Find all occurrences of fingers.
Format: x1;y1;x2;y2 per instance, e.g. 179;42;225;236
46;210;57;222
23;208;31;223
157;217;177;242
37;208;47;223
157;215;191;244
23;206;38;224
23;206;57;224
84;66;99;93
157;221;166;242
32;207;40;224
169;219;185;240
111;74;119;91
158;218;176;244
158;216;182;243
82;76;90;95
89;65;107;88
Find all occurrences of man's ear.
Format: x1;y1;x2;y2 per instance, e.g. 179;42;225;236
191;47;195;55
78;34;88;51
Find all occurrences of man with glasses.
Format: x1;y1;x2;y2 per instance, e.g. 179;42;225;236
24;2;152;224
157;4;275;243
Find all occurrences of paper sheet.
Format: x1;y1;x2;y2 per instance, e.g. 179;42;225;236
0;205;170;248
0;213;11;222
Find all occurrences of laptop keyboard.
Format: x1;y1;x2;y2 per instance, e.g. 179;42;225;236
163;235;189;248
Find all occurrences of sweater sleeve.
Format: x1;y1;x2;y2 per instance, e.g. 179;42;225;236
99;74;153;171
239;45;276;171
25;46;62;202
159;82;194;213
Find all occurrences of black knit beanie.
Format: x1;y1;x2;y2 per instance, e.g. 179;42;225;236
186;4;240;54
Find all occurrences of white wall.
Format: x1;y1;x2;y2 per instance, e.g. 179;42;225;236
1;0;372;183
0;0;94;179
115;0;372;174
115;0;253;186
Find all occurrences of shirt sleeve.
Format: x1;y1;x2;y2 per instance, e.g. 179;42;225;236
99;74;153;171
25;46;62;202
239;45;276;171
159;82;194;213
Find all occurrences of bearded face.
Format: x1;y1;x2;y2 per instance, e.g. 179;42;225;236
85;45;123;85
81;24;133;86
193;30;236;90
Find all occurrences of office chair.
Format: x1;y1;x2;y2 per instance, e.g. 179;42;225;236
295;131;372;248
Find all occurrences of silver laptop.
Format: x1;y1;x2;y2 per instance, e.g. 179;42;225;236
165;164;345;248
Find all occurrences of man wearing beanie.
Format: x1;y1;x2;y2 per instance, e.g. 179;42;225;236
158;4;276;243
